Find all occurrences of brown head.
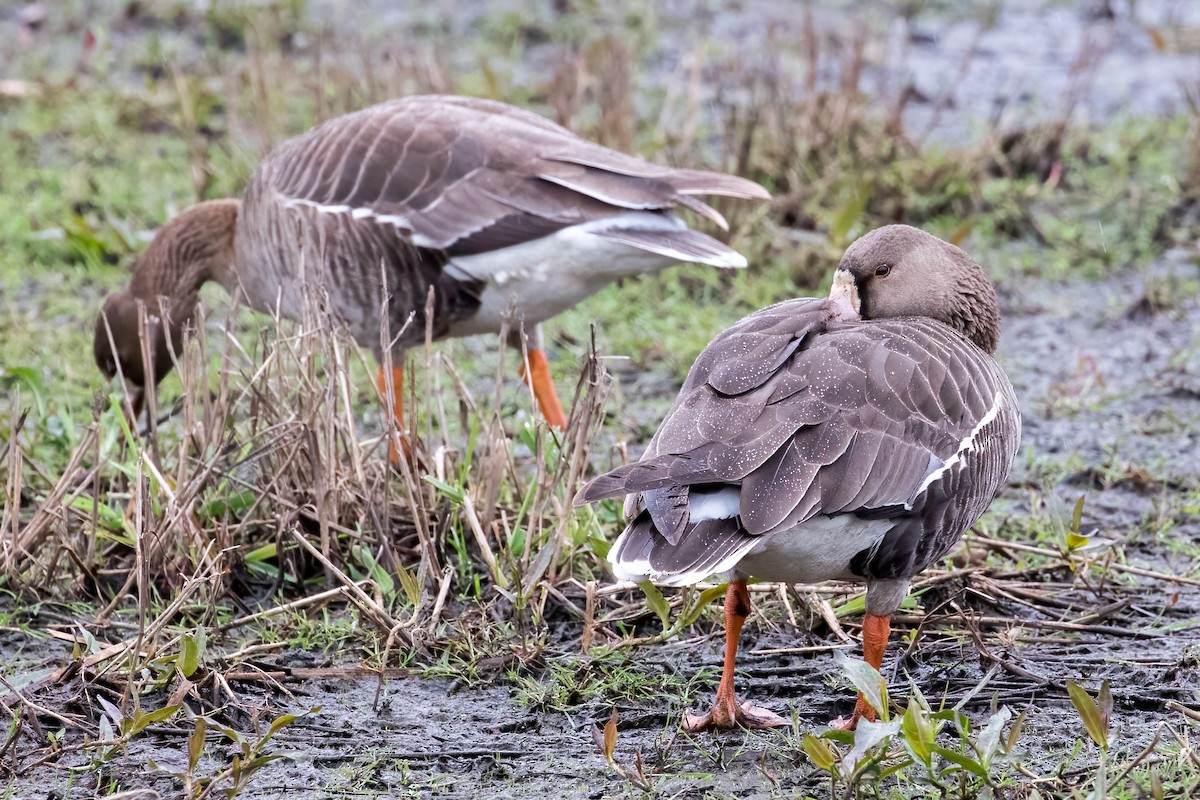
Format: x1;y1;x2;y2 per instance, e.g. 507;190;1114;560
94;200;240;413
829;224;1001;354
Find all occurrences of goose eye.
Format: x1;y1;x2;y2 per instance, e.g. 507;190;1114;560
875;264;891;277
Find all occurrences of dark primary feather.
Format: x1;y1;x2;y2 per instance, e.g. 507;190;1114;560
610;511;758;582
578;296;1020;583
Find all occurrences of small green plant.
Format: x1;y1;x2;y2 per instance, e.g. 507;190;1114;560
153;706;319;799
1067;679;1113;799
800;658;1025;797
94;697;184;763
591;707;651;791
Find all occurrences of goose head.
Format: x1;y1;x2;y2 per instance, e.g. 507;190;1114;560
93;200;240;416
829;224;1001;354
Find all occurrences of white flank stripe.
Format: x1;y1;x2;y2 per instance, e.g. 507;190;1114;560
279;195;433;247
913;389;1004;501
281;197;352;215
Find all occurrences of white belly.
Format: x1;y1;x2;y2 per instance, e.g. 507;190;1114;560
732;514;891;584
443;213;685;337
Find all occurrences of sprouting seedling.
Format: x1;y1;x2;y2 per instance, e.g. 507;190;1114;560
1067;679;1112;800
900;697;936;769
1067;679;1112;751
1064;495;1089;554
591;707;650;790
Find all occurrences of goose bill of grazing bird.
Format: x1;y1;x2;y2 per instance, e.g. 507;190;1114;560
577;225;1021;731
92;95;769;459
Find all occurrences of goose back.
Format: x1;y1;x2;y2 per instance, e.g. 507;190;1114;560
579;296;1021;590
234;95;768;353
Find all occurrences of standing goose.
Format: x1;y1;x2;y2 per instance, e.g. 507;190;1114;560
577;225;1020;731
93;95;768;459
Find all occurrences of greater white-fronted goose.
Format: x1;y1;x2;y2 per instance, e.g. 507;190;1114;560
577;225;1021;731
92;95;768;460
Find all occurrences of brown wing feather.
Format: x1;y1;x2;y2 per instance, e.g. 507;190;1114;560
261;95;768;254
578;299;1020;581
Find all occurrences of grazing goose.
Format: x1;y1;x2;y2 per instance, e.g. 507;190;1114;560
577;225;1020;731
92;95;768;460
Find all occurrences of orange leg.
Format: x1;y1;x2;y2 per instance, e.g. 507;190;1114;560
519;348;567;429
836;613;891;730
375;364;407;465
684;581;789;732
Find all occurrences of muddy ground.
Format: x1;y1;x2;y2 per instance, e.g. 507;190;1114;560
4;256;1200;798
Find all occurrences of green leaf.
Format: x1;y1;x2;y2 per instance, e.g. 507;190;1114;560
0;366;47;417
834;593;867;617
974;706;1012;768
637;581;670;630
508;526;526;556
802;732;837;772
200;488;257;519
178;633;200;678
266;713;298;740
127;704;182;736
822;728;855;746
586;534;611;560
931;744;988;777
1071;495;1085;534
901;700;934;767
239;753;286;771
69;495;126;532
422;476;465;504
396;563;421;608
243;543;277;563
834;650;888;721
188;717;207;771
262;705;320;747
877;757;916;782
932;708;970;731
677;584;729;629
212;721;245;745
1067;681;1108;749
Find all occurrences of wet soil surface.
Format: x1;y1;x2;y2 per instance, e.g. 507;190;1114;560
4;257;1200;798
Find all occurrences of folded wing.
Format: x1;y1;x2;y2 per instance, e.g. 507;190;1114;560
579;298;1019;584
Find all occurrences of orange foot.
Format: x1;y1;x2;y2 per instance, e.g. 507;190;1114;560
684;699;790;732
829;695;877;731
